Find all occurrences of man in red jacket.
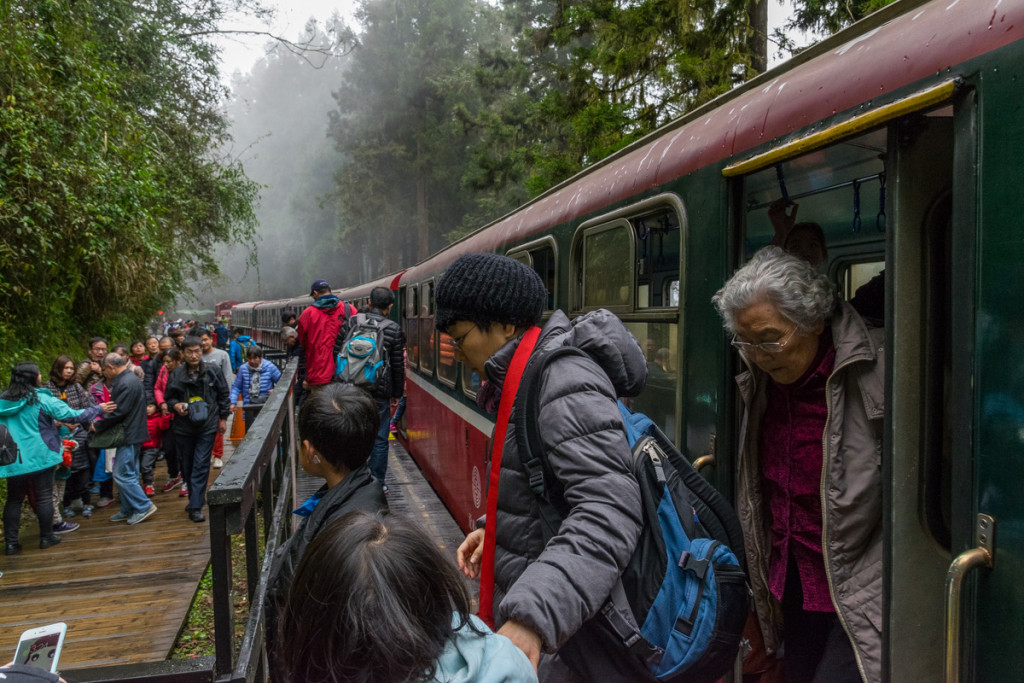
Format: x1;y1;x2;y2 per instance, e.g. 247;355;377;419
297;279;355;396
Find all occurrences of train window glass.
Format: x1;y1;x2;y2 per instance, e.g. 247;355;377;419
581;222;633;309
462;363;481;399
507;238;557;311
419;281;435;377
437;331;457;386
622;321;680;445
406;286;419;368
841;260;885;300
634;210;681;309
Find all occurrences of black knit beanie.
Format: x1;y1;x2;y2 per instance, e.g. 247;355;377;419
435;253;547;332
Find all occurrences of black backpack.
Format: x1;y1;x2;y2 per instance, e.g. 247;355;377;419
515;346;748;683
0;424;21;467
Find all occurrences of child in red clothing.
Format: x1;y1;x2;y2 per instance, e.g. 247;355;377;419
140;403;173;496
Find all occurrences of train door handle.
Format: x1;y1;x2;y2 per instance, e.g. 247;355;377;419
693;455;714;472
943;513;996;683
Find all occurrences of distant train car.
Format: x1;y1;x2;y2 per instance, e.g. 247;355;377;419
214;300;240;321
229;0;1024;678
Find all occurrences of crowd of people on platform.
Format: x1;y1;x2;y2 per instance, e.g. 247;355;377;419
0;321;285;554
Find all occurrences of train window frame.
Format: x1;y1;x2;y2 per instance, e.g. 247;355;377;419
418;280;435;378
570;193;686;316
405;284;420;370
436;329;458;388
506;236;558;312
461;363;480;400
572;220;635;313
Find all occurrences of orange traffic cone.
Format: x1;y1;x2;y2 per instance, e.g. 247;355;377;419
228;399;246;443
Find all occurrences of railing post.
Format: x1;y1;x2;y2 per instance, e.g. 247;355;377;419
209;504;234;677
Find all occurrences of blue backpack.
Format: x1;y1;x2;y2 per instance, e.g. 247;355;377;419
515;346;748;683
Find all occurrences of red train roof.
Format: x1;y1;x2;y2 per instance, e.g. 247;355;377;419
403;0;1023;280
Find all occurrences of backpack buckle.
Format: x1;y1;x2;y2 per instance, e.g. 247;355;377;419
678;551;709;579
523;459;545;496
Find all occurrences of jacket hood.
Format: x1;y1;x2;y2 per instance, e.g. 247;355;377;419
432;615;537;683
0;398;29;417
539;309;647;397
237;335;253;343
0;388;54;417
484;310;647;398
311;294;340;311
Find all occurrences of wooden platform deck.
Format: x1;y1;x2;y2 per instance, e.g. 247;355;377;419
0;431;472;671
0;438;235;669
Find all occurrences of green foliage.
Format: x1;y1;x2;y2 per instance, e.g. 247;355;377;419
784;0;897;36
0;0;258;372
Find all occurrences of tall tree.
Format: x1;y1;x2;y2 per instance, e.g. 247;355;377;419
0;0;258;368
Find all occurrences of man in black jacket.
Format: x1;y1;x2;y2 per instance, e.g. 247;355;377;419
164;336;230;523
335;286;405;490
95;353;157;525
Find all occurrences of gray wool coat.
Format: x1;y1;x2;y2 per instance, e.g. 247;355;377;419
484;309;646;679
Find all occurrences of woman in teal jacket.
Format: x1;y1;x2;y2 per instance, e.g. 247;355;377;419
1;362;114;555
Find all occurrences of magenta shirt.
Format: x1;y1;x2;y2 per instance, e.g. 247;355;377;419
758;331;836;612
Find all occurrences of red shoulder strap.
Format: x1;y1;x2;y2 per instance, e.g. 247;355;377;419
477;326;542;628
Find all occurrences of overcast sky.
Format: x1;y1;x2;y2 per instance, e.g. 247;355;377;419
215;1;798;80
215;0;360;80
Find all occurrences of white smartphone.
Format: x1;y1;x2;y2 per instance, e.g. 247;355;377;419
14;622;67;673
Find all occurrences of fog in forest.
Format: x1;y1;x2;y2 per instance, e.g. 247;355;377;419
182;21;354;316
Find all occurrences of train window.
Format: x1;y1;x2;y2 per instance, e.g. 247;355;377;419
419;281;435;377
840;260;885;300
572;203;682;313
462;363;481;399
437;330;457;386
405;285;419;369
579;221;633;310
507;237;557;311
635;210;681;309
622;321;680;441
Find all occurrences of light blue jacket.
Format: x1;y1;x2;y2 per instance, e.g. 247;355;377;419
432;614;538;683
0;389;105;478
230;359;282;405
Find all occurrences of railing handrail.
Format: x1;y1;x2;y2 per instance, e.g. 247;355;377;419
207;362;297;534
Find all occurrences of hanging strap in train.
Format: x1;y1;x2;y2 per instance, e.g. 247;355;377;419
477;325;542;629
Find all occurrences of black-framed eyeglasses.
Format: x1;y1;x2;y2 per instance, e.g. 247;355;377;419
730;326;798;355
447;328;474;350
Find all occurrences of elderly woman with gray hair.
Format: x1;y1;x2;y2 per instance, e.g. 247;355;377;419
712;246;884;683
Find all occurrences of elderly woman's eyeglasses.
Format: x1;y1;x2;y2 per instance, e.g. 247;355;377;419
730;326;798;355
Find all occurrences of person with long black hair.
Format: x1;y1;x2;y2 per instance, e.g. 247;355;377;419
277;510;536;683
1;362;115;555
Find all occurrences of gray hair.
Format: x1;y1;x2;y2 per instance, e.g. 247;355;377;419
712;246;836;334
281;326;297;340
102;352;128;369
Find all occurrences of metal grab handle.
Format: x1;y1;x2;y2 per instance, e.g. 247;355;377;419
693;455;714;472
944;513;995;683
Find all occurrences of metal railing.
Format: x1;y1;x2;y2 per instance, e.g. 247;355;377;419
64;361;299;683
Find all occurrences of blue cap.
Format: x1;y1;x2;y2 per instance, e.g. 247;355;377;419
310;279;330;297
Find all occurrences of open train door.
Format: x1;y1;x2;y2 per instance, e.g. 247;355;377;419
889;74;1024;681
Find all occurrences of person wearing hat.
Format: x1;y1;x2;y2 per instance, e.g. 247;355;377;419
297;279;356;396
437;253;647;681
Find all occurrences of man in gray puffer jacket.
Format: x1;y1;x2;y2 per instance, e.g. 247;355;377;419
436;253;647;682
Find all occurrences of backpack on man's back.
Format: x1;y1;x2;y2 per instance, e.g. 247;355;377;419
515;346;748;683
335;313;390;396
